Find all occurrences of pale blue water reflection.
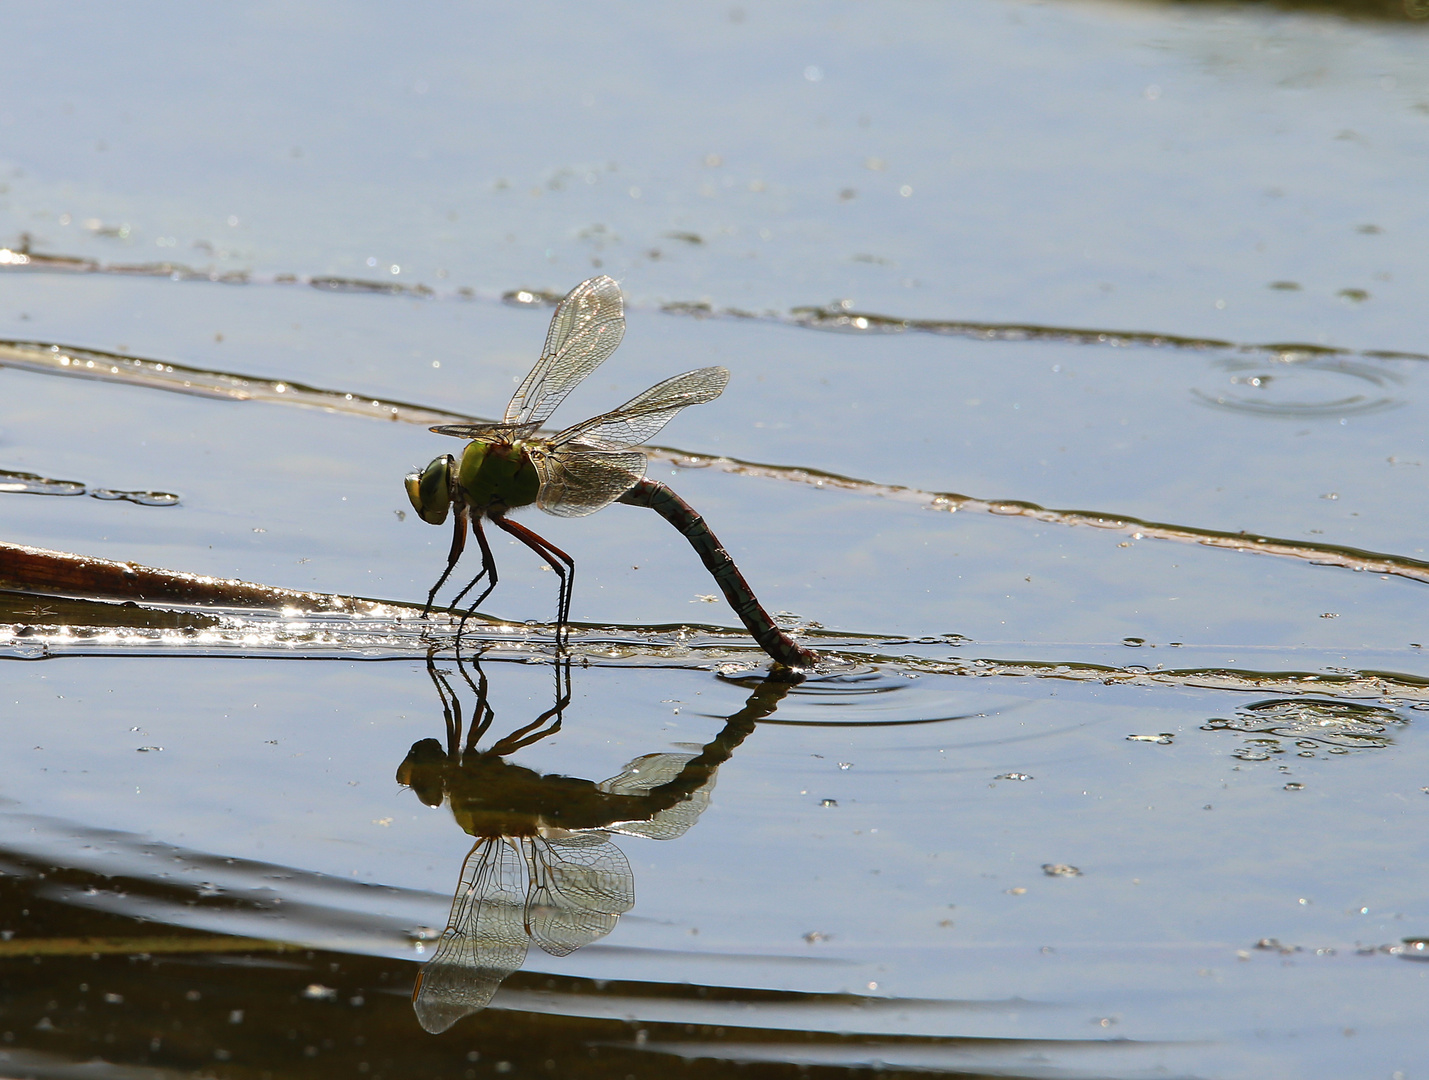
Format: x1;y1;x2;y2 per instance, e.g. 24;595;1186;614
2;653;1426;1076
2;2;1427;347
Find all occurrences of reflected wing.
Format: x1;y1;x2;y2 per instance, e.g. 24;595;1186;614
599;751;699;792
529;446;647;518
411;839;530;1034
504;275;625;427
599;751;718;841
550;366;730;452
525;832;634;957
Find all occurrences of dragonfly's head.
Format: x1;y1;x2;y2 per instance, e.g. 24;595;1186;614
396;737;450;807
404;455;454;525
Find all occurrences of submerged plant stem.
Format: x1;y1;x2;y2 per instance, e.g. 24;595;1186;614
0;935;294;958
0;540;381;612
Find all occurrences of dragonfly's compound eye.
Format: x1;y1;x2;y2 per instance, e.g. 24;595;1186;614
405;456;452;525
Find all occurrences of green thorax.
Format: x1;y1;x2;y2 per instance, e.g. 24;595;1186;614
458;439;540;512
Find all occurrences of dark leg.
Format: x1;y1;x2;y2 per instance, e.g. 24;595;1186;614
421;503;469;617
424;650;461;757
453;646;495;753
453;515;500;638
491;513;576;649
489;657;571;756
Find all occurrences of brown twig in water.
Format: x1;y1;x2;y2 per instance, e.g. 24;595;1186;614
0;540;389;613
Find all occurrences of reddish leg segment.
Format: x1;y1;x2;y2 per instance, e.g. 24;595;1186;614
491;512;576;647
451;515;500;634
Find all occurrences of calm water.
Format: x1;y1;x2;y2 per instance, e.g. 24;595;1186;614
2;3;1428;1078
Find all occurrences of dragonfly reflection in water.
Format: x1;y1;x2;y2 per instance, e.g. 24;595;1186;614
396;650;792;1033
404;275;818;670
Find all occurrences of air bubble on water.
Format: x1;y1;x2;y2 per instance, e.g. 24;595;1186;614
717;662;755;676
1208;698;1404;756
1397;939;1429;962
90;489;181;506
0;470;85;496
1233;746;1275;761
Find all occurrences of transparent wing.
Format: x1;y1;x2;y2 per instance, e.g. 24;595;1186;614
549;366;730;452
503;275;625;427
525;832;634;957
599;751;699;793
411;839;530;1034
428;421;538;441
523;367;727;516
598;751;718;841
528;446;647;518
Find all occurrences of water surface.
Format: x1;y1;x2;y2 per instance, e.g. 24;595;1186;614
2;3;1428;1078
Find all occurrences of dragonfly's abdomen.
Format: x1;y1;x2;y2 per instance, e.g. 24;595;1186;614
619;478;819;670
459;440;540;512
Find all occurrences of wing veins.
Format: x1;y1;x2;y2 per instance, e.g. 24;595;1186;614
549;366;729;452
530;448;647;518
503;276;625;428
412;839;529;1033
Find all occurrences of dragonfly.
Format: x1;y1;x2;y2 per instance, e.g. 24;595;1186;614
398;648;791;1032
404;275;818;669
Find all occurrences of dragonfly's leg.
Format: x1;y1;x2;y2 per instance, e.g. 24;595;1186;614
422;502;470;617
452;515;501;637
488;709;562;756
554;655;571;716
491;514;576;649
489;716;562;757
471;694;495;753
448;516;493;610
446;680;466;758
425;649;461;757
488;658;569;755
454;649;495;753
523;656;570;744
